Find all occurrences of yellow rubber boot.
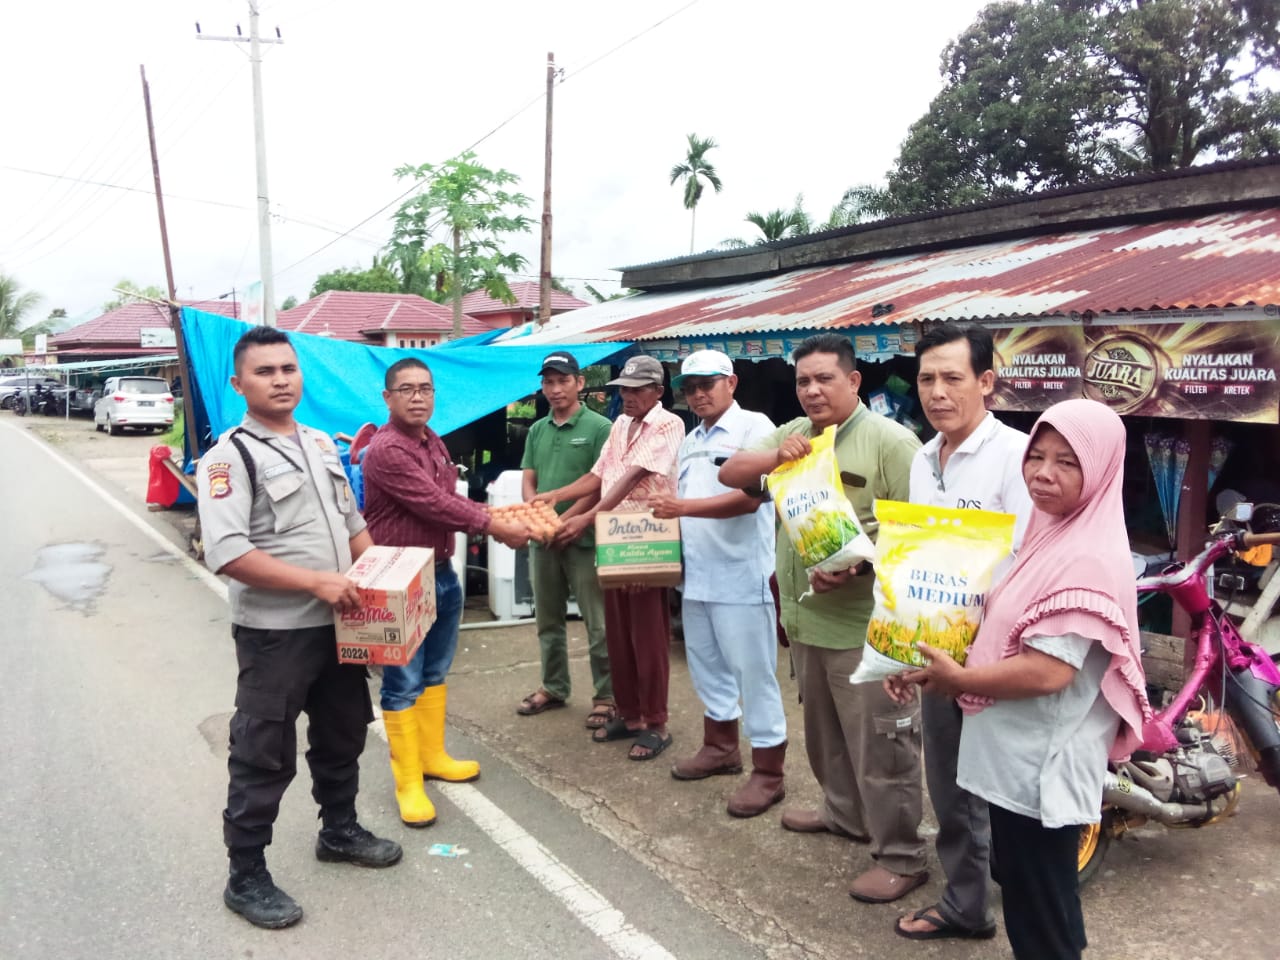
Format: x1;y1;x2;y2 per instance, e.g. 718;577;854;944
382;708;437;827
415;684;480;783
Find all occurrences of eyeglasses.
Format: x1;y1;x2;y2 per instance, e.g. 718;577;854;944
680;378;724;396
390;384;435;398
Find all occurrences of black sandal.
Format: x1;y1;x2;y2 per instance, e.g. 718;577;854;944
628;729;673;761
585;702;617;730
592;717;640;743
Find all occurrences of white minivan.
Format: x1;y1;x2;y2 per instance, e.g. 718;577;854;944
94;376;175;435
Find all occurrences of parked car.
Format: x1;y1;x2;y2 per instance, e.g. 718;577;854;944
55;384;101;415
0;374;64;411
94;376;174;435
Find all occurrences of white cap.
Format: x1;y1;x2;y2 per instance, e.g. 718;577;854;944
672;349;733;388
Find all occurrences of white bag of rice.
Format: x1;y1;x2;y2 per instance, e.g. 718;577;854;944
849;500;1015;685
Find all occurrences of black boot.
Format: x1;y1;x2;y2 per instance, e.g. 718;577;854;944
315;805;403;868
224;846;303;929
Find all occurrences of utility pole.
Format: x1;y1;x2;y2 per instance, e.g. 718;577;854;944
538;52;562;326
196;3;283;326
140;65;200;456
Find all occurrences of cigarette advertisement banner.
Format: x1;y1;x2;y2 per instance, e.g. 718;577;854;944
986;320;1280;423
643;326;916;364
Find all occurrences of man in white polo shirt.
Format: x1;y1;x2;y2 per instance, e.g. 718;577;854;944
892;323;1032;943
649;350;787;818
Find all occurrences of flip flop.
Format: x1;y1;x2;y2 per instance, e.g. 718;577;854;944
592;717;641;743
894;906;997;941
628;729;674;761
585;703;617;730
516;690;567;716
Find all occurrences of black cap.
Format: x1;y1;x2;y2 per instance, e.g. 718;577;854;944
539;351;581;376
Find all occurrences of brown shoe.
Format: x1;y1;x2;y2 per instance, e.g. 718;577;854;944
671;717;743;780
727;742;786;818
780;807;869;841
849;864;929;904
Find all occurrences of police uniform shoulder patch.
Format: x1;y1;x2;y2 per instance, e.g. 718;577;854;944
314;435;333;453
206;462;233;499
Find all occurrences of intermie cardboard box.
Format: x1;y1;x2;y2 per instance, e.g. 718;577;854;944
335;546;436;665
594;511;682;588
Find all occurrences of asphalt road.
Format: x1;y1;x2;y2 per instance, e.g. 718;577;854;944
6;413;1280;960
0;418;766;960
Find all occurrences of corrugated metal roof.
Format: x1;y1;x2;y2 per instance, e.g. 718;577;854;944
498;209;1280;346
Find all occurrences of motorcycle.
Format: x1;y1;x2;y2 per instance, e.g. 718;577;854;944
1078;505;1280;883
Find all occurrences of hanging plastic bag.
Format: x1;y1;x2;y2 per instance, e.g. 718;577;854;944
767;425;874;598
850;500;1015;684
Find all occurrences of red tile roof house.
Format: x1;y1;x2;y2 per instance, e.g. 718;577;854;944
460;281;588;329
276;290;488;346
50;299;241;362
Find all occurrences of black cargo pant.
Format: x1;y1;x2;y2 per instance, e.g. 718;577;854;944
224;624;373;850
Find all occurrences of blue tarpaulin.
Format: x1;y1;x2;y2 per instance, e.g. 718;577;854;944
179;307;630;447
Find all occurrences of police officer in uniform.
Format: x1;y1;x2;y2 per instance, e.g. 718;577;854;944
198;325;401;930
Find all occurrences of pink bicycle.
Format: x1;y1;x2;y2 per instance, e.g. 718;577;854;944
1078;511;1280;882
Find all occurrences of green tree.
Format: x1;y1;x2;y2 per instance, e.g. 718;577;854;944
823;185;895;228
584;283;634;303
670;133;724;253
309;258;403;298
103;280;166;312
877;0;1280;215
387;151;534;339
279;295;299;311
721;195;811;248
747;194;811;242
0;274;50;348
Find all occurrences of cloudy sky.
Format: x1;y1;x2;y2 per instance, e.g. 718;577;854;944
2;0;993;325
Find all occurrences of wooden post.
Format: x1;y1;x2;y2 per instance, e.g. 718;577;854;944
538;52;555;326
141;65;201;458
1172;418;1211;666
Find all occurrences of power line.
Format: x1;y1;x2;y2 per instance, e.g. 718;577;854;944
511;271;618;283
0;165;247;210
3;64;245;269
272;0;703;284
2;63;231;258
562;0;702;78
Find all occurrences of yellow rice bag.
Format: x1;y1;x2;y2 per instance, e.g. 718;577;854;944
766;425;874;585
849;500;1015;684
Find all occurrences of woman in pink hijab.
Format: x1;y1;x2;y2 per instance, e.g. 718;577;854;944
892;398;1150;960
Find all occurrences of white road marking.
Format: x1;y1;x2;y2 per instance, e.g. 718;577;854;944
435;778;678;960
11;421;673;960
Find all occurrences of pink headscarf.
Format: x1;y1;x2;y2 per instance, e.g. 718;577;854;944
959;398;1151;761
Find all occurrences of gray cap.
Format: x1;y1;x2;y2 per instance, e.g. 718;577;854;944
606;355;665;388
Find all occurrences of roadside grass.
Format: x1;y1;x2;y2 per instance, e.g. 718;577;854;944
159;410;184;449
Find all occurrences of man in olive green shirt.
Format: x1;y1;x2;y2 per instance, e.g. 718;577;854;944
517;352;614;729
720;333;927;905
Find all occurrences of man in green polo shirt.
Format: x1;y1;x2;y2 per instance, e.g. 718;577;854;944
720;332;927;905
516;351;615;730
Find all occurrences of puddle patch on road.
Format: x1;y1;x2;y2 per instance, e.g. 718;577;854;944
24;542;111;612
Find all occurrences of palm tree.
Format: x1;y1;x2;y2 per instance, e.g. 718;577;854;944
722;195;812;248
746;194;811;242
824;184;892;228
669;133;723;254
0;274;47;347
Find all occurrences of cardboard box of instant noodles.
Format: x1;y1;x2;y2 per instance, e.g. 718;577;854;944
334;546;436;665
594;511;682;588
